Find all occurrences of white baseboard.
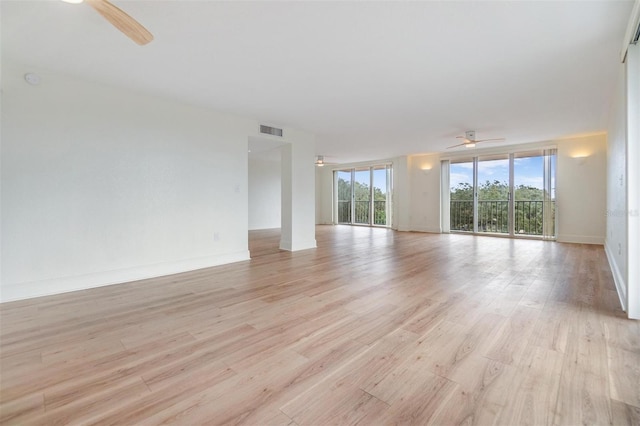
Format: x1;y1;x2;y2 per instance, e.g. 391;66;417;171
557;234;605;245
410;226;442;233
0;250;250;303
605;242;627;313
279;239;317;251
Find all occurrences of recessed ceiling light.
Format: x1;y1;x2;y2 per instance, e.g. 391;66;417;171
24;73;41;85
61;0;84;4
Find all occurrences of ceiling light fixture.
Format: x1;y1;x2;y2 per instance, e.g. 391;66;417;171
315;155;325;167
61;0;84;4
24;73;41;85
465;143;476;148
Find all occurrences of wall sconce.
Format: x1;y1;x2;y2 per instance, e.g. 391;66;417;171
573;155;589;166
421;167;432;175
315;155;325;167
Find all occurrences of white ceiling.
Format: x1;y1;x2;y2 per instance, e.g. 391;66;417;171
1;0;634;163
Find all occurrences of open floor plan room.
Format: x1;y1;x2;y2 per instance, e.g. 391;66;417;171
1;226;638;425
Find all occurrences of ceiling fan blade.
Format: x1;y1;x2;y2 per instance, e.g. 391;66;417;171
447;142;469;149
474;138;506;143
86;0;153;45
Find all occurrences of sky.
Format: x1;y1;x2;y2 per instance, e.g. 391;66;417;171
450;156;547;191
337;167;389;197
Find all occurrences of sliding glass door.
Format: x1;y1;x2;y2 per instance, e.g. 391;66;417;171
513;151;556;237
477;155;510;234
354;169;371;224
335;165;392;227
337;170;352;224
450;160;474;232
447;149;556;238
372;166;391;226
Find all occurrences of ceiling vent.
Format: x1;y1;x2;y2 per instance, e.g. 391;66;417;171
260;125;283;137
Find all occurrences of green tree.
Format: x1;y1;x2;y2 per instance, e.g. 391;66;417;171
478;180;508;200
337;178;351;222
337;178;351;201
450;182;473;201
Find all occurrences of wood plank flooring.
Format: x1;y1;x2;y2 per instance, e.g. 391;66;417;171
1;225;638;425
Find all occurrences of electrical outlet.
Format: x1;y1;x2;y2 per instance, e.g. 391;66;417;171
214;232;220;242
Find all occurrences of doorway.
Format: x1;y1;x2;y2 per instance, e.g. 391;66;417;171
248;137;286;257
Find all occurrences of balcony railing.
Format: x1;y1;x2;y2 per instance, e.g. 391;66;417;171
337;200;387;225
354;200;370;224
450;200;554;236
373;201;387;225
450;200;474;232
338;200;351;223
514;200;545;235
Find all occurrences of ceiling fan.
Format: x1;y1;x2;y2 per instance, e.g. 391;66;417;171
315;155;339;166
447;130;505;149
62;0;153;45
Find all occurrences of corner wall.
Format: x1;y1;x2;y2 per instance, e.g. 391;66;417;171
1;65;255;302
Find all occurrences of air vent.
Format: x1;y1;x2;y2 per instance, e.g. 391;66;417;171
260;125;283;137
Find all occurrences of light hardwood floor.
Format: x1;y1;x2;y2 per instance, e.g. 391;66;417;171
1;226;639;425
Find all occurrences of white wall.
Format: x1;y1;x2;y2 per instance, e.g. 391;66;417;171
393;157;411;231
315;165;333;225
606;65;628;305
607;40;640;319
556;134;607;244
408;154;441;233
1;65;255;302
627;42;640;319
280;128;317;251
248;155;281;230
